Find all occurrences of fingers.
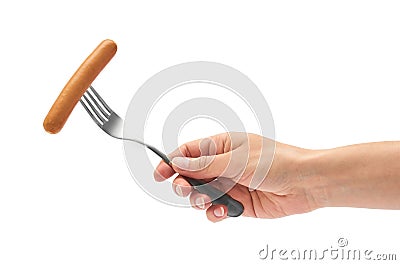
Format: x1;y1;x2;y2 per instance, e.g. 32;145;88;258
152;132;241;223
171;152;232;179
153;160;175;182
189;191;212;210
173;178;229;222
190;191;228;222
153;133;230;182
206;205;228;222
168;133;230;159
172;175;192;197
154;133;239;182
154;153;236;217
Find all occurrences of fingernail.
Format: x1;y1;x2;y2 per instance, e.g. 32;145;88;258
171;157;190;169
153;171;165;182
175;185;183;196
214;206;225;217
195;197;205;209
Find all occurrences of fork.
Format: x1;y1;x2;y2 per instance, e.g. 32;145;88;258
80;86;244;217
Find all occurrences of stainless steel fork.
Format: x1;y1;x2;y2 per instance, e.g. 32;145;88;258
79;86;244;217
80;86;170;163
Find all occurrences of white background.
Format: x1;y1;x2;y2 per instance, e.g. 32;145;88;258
1;1;400;264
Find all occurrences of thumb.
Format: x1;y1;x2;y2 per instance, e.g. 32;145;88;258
171;153;232;179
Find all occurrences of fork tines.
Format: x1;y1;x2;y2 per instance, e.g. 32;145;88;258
80;86;112;126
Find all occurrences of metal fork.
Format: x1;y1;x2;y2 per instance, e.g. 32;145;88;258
79;86;244;217
80;86;170;163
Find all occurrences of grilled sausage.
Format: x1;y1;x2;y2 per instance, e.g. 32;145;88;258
43;39;117;134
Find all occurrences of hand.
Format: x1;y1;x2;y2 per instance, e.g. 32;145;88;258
154;132;319;222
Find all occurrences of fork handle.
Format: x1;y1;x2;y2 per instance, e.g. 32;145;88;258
183;177;244;217
148;146;244;217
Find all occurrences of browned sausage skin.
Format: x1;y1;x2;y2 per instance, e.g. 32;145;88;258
43;39;117;134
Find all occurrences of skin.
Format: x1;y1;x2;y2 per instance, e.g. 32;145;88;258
154;132;400;222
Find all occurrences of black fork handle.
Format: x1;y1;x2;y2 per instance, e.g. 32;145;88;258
154;153;243;217
183;177;244;217
146;145;244;217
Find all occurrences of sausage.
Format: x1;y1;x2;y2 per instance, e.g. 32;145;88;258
43;39;117;134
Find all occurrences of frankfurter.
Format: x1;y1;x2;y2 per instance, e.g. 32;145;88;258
43;39;117;134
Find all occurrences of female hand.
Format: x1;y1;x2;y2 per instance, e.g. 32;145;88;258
154;132;319;222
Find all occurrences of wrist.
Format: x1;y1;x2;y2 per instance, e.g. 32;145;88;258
299;149;331;209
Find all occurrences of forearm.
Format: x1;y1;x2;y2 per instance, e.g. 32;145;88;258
307;142;400;209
